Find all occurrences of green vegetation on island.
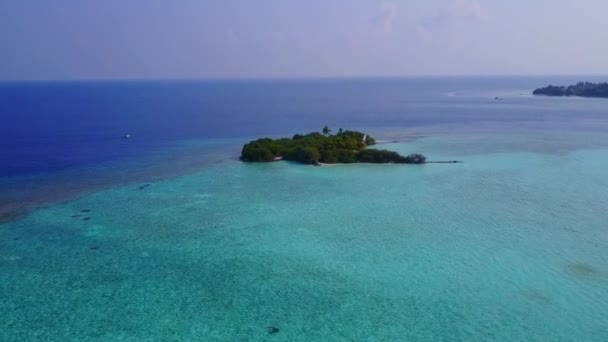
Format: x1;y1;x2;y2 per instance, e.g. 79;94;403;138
241;127;427;165
533;82;608;98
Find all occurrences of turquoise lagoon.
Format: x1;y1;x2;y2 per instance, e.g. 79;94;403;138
2;129;608;341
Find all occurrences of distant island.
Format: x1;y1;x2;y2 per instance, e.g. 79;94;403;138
533;82;608;98
241;127;427;165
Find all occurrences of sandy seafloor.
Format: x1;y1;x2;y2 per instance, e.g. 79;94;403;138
2;127;608;341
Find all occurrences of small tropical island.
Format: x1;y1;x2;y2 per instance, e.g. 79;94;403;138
533;82;608;98
241;127;427;165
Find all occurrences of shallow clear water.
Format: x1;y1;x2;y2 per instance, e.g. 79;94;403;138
2;78;608;340
2;131;608;341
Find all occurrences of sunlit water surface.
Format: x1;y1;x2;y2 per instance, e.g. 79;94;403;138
1;78;608;340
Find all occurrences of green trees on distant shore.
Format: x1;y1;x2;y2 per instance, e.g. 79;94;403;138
533;82;608;98
241;127;426;165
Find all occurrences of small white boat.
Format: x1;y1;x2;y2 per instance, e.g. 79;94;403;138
124;134;132;139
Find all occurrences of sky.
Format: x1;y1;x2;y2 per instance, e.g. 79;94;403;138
1;0;607;80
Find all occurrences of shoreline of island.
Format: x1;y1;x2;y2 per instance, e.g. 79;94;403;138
241;127;434;166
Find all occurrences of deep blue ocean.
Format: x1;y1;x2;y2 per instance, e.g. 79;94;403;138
2;76;606;178
1;77;608;340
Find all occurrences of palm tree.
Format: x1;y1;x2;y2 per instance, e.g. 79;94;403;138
322;125;331;136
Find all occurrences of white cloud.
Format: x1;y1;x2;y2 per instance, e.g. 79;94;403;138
380;1;397;33
454;0;488;21
415;0;488;36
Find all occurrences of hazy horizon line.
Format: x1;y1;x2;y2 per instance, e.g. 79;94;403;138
1;73;607;84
